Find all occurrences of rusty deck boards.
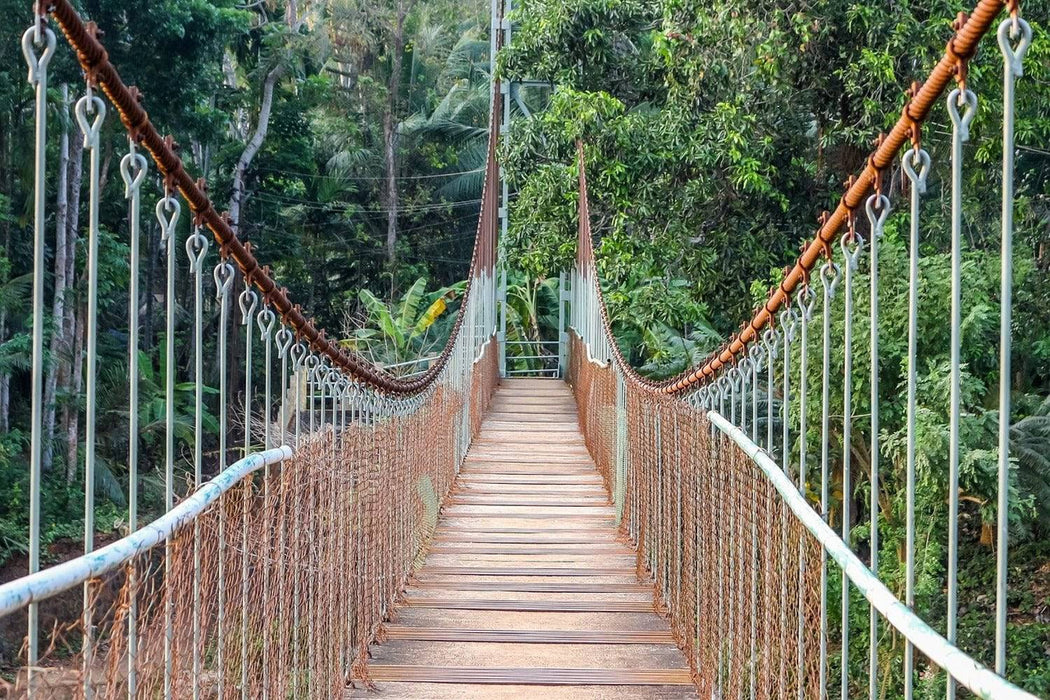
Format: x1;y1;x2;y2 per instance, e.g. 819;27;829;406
348;378;696;699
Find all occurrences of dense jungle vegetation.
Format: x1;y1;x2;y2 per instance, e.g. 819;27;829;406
0;0;1047;692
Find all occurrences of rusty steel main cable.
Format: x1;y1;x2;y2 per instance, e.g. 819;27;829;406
45;0;498;396
575;0;1009;395
658;0;1006;393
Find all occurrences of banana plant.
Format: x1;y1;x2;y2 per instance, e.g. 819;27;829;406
343;277;463;370
502;270;561;373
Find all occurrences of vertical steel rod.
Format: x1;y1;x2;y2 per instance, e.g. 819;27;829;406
995;17;1029;675
946;84;975;700
76;88;106;700
903;145;929;700
186;225;209;700
819;261;839;700
157;193;180;700
865;192;889;700
22;24;55;690
121;142;147;699
841;229;861;700
238;288;256;699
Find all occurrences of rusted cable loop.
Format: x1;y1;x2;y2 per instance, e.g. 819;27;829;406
311;327;330;357
902;147;931;196
1006;0;1021;33
949;13;973;92
32;0;47;44
219;236;235;263
841;176;859;238
868;134;888;201
903;81;924;151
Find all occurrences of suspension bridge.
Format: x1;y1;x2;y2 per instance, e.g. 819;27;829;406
0;0;1041;697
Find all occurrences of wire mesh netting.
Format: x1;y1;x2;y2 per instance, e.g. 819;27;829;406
569;335;823;698
4;347;497;698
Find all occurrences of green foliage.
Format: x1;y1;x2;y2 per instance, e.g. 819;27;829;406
502;270;560;372
344;277;462;368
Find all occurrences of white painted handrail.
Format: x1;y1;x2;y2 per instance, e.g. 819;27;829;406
0;446;292;618
707;411;1037;700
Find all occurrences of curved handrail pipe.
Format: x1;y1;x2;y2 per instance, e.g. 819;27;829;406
0;446;292;619
707;411;1037;700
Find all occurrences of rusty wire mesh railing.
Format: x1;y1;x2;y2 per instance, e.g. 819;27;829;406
3;0;501;696
568;0;1039;696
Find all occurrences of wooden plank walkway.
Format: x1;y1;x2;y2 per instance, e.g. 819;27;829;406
349;378;696;699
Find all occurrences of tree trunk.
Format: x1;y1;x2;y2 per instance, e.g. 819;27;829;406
0;308;8;433
62;132;85;485
383;0;416;279
384;110;399;272
64;136;83;345
66;298;85;485
144;217;157;350
0;108;10;433
43;86;71;474
229;64;286;234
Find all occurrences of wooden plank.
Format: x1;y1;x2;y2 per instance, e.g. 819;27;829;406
401;598;657;612
430;536;620;545
447;498;611;507
483;414;580;423
410;580;649;593
488;396;578;406
452;485;607;495
455;475;603;484
427;545;628;555
353;382;695;697
380;627;676;644
431;526;619;534
481;422;579;432
366;666;695;686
